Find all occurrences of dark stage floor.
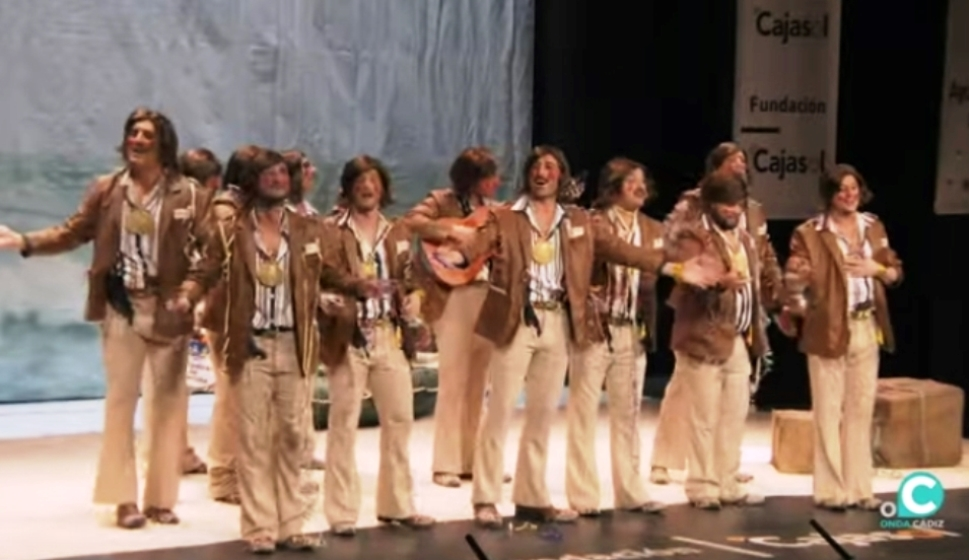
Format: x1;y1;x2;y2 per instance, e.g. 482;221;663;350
58;490;968;560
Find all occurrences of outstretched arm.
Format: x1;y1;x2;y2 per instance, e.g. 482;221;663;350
17;175;115;257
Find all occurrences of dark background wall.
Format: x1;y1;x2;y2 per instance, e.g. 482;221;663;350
533;0;967;432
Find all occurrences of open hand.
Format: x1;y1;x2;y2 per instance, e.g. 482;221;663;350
319;293;344;314
719;271;751;291
0;225;25;251
679;256;724;288
360;279;395;299
433;247;467;269
166;295;192;314
402;292;422;322
844;257;883;278
447;225;477;250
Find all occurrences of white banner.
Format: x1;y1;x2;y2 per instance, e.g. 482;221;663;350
733;0;841;219
934;0;969;215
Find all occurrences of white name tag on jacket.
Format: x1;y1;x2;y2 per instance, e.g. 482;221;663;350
304;242;320;255
396;240;409;253
880;238;889;248
757;224;767;236
652;237;663;249
174;208;192;220
568;225;585;238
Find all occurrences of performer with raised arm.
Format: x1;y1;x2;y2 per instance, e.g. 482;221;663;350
565;157;665;516
200;145;260;504
426;145;721;528
403;147;505;488
650;142;782;486
662;170;780;510
783;164;902;511
318;155;435;537
0;108;210;528
170;148;379;553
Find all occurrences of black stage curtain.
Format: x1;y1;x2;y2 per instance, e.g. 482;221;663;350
534;0;968;433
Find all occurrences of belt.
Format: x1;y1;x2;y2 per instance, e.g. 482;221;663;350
849;308;875;320
607;317;635;326
253;326;294;337
531;300;563;311
359;317;395;329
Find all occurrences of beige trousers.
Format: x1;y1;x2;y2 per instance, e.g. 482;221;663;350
139;373;195;472
566;324;650;510
650;367;689;471
808;318;879;504
235;333;308;541
472;309;569;508
431;283;493;476
301;371;319;465
205;331;239;499
680;335;751;502
324;325;416;524
94;298;188;509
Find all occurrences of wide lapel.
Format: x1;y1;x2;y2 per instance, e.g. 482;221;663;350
288;213;308;300
103;173;127;257
817;216;846;274
236;213;259;281
341;222;363;277
740;229;759;291
702;216;733;272
560;210;574;290
515;211;532;276
156;174;183;260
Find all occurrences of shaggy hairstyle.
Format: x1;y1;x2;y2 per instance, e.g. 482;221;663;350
592;156;656;209
818;163;873;209
339;155;394;208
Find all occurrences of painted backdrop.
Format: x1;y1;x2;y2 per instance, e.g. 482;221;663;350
0;0;534;403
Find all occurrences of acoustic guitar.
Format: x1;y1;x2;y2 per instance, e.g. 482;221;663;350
418;205;494;287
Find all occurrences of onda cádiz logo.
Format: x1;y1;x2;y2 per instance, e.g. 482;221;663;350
880;471;946;530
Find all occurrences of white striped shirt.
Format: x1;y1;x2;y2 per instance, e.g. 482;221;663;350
816;212;875;311
119;171;163;291
337;210;394;320
511;196;565;304
251;211;295;329
606;209;641;321
703;214;754;335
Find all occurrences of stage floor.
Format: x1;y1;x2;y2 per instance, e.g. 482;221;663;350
2;398;968;560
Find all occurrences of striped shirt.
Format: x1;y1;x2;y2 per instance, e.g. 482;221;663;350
703;214;754;335
511;196;565;304
606;208;641;321
118;171;163;291
816;212;875;311
251;210;295;329
337;210;394;320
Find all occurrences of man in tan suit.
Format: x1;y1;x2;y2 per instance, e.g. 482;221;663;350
318;155;435;536
0;108;210;528
140;147;223;478
662;170;780;509
428;146;721;527
199;145;260;504
174;148;377;553
404;147;505;488
783;164;902;511
565;157;665;516
650;142;782;485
